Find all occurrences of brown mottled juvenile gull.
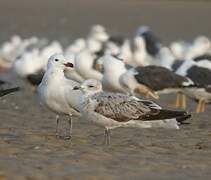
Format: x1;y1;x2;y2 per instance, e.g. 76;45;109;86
73;79;191;145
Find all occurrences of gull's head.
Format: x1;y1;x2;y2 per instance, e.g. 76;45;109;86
89;24;109;42
73;79;102;95
47;53;74;70
136;26;149;36
11;35;22;46
193;36;211;50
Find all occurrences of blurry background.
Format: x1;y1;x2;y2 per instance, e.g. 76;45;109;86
0;0;210;45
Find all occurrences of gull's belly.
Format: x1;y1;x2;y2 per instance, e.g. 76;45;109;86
84;111;122;129
40;86;76;115
46;97;71;115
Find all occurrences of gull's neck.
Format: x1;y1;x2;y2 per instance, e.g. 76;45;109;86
41;67;65;85
82;90;102;111
85;90;101;98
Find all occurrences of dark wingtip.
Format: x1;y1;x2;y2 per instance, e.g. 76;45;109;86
13;87;20;91
176;114;191;125
0;87;20;97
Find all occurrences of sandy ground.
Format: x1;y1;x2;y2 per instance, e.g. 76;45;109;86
1;0;211;179
1;72;211;180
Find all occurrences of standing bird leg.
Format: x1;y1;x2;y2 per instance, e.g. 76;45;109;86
69;117;73;136
55;115;60;138
196;99;203;113
104;128;111;145
64;116;72;140
181;94;187;109
176;92;182;108
200;99;206;113
175;92;186;109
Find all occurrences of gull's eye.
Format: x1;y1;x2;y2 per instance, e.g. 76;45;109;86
88;85;94;88
55;59;59;62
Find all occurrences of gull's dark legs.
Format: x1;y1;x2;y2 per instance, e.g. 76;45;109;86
64;116;72;140
104;129;107;145
55;115;73;140
107;129;110;145
55;115;60;138
69;117;73;136
104;128;111;145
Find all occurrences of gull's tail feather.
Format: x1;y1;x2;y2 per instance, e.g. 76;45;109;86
0;87;20;97
144;109;191;124
176;114;191;125
158;109;191;124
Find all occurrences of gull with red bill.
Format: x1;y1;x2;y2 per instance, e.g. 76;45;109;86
38;53;83;139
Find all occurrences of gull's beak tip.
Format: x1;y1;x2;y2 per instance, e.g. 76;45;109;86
64;62;74;68
73;86;80;90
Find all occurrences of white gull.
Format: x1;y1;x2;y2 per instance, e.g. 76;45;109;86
38;53;82;139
